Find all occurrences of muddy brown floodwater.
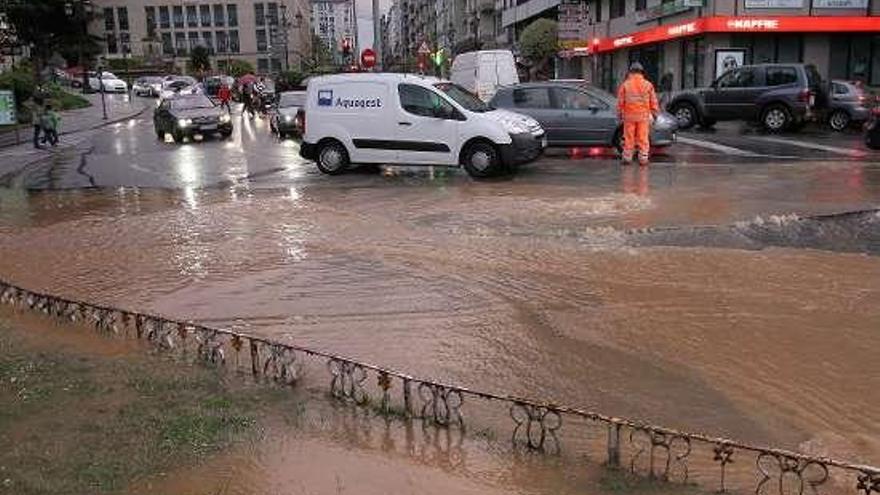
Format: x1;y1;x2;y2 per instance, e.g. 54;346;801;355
0;166;878;492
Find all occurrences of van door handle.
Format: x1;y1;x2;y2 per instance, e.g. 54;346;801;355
398;121;412;126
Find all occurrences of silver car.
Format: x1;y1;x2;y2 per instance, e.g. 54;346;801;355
490;81;677;150
827;80;873;131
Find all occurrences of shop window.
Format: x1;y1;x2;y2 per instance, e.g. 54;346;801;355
682;37;705;89
766;67;797;86
829;35;880;86
512;88;551;108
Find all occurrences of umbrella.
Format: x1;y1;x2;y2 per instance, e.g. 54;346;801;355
237;74;258;86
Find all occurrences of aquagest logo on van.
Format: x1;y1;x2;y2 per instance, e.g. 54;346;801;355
316;88;382;109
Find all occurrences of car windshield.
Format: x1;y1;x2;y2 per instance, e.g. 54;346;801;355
434;83;491;112
279;93;305;108
171;96;214;110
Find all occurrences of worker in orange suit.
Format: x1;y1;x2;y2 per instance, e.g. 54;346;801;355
617;62;660;166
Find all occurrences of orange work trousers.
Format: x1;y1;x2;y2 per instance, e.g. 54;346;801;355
622;120;651;164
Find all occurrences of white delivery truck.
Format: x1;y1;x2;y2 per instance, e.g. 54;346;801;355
450;50;519;102
299;73;545;178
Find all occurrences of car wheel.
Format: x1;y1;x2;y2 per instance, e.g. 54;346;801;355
462;141;501;178
155;126;165;140
828;110;850;132
671;102;698;130
762;104;791;132
316;140;349;175
220;130;232;139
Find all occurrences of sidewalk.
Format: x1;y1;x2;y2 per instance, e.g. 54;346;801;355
0;92;150;176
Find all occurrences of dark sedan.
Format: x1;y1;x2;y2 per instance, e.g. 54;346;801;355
270;91;306;138
153;94;232;143
489;81;677;150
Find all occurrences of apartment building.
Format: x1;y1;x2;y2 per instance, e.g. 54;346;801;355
89;0;311;75
311;0;357;64
560;0;880;90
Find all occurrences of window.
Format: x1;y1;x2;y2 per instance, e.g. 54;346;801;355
186;5;198;28
681;37;705;89
202;31;214;52
145;7;157;37
188;32;199;50
258;58;270;73
609;0;625;19
175;32;187;55
593;0;602;22
104;7;115;31
765;67;797;86
832;82;848;96
161;32;173;55
399;84;455;118
216;31;227;52
267;2;279;25
173;6;184;28
636;0;646;10
554;88;608;110
227;4;238;26
120;32;130;53
107;34;118;54
271;58;282;72
213;4;225;26
716;68;757;88
200;5;212;26
159;6;170;29
255;3;265;26
256;29;267;51
512;88;551;108
228;30;240;52
117;7;129;31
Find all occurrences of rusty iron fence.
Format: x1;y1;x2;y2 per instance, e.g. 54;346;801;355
1;278;878;495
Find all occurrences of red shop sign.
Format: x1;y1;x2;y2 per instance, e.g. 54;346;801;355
591;16;880;52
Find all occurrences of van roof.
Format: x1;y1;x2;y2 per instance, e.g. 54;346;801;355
308;72;446;85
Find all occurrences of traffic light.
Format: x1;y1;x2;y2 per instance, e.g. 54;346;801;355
431;48;445;67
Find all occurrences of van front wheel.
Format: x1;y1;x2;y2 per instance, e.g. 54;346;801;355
462;142;501;178
316;140;349;175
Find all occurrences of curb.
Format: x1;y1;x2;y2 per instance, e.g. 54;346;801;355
61;103;151;137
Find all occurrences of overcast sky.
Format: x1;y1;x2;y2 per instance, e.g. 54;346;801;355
354;0;391;51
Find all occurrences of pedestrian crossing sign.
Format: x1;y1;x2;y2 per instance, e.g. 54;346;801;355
0;90;15;125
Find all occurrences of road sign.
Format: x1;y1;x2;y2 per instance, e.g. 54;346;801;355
361;48;376;69
0;90;15;125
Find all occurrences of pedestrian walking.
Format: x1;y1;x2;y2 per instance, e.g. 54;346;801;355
40;104;60;146
218;83;232;113
27;96;45;149
617;62;660;166
241;84;256;119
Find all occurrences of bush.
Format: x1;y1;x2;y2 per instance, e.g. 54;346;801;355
0;63;37;116
276;70;306;91
226;59;255;78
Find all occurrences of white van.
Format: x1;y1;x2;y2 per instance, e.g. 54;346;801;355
299;73;545;178
450;50;519;102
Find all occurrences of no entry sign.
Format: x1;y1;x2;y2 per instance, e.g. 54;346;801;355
361;48;376;69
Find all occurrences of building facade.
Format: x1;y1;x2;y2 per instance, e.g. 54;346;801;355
89;0;311;75
561;0;880;90
311;0;357;64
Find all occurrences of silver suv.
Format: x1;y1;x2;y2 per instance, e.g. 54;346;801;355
668;64;825;132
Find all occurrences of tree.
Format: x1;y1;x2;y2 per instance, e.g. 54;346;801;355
519;18;559;81
189;46;211;74
227;59;255;78
304;34;334;72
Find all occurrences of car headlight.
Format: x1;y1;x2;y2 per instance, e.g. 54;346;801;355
177;118;192;127
284;115;293;122
496;115;531;134
219;114;231;123
655;113;677;128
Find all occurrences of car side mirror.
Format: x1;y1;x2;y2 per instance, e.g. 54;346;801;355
588;104;600;114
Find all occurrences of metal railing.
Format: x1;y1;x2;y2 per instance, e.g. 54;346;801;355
1;277;877;495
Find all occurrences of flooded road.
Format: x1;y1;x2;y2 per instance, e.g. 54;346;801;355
1;104;879;492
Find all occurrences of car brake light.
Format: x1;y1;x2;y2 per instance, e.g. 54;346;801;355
797;89;811;103
295;110;305;133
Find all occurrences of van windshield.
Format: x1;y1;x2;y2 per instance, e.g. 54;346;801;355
434;83;492;112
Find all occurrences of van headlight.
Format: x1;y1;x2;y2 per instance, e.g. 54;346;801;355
496;115;531;134
177;118;192;127
219;114;231;123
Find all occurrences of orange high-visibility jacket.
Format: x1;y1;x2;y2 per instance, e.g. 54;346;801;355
617;73;660;123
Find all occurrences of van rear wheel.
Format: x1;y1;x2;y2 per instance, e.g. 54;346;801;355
462;142;501;178
316;140;349;175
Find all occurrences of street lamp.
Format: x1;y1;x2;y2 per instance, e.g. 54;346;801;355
64;0;92;94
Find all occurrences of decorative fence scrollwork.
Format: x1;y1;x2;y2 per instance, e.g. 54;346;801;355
328;358;368;404
418;383;464;428
510;402;562;452
0;278;877;495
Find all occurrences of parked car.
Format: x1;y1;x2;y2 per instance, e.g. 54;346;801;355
667;63;825;132
159;76;198;100
132;76;163;97
826;80;873;131
270;90;306;138
299;73;545;178
490;81;678;151
450;50;519;102
88;71;128;93
153;93;233;143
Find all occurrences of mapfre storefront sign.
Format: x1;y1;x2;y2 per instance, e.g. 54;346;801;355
592;15;880;52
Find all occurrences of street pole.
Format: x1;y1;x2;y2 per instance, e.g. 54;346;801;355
372;0;381;70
